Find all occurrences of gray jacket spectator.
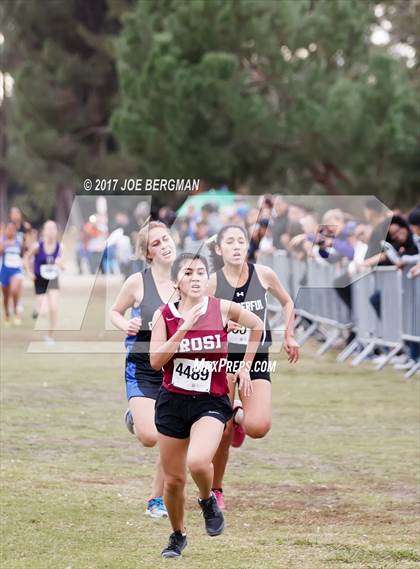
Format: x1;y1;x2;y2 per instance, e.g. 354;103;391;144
271;196;289;249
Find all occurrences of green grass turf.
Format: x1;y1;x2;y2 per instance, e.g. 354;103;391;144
1;281;419;568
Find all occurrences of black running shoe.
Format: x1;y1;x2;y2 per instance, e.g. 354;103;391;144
161;531;187;558
198;492;225;536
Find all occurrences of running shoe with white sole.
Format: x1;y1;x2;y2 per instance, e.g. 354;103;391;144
161;531;187;558
146;496;168;518
124;408;135;435
198;492;224;536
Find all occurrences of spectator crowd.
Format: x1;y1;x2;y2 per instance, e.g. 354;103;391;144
2;197;419;280
1;195;419;367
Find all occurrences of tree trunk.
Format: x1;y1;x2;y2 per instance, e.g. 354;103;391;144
55;184;77;231
0;168;8;224
309;163;346;196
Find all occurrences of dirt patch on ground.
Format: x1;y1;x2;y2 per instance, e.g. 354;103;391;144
223;481;419;527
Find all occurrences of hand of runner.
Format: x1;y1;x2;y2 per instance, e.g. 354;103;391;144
234;369;253;397
226;319;241;333
283;336;299;363
126;317;142;336
179;303;203;331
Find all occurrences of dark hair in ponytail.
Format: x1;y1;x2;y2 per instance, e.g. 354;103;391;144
171;253;209;283
207;224;248;271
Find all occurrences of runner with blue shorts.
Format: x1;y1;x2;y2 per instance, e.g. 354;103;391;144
110;220;178;518
0;222;24;326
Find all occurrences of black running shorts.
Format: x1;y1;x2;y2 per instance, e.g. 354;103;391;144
34;276;59;295
155;388;233;439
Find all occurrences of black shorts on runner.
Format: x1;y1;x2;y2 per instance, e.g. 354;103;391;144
34;276;59;295
155;388;233;439
227;350;272;382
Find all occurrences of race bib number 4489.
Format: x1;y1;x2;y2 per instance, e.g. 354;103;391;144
172;358;212;393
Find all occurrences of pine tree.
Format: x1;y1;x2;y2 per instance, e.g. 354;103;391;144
1;0;134;223
113;0;420;204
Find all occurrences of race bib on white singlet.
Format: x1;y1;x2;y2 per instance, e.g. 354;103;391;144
228;326;250;345
172;358;212;393
40;264;59;280
5;252;22;269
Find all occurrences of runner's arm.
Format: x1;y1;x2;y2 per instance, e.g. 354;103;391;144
258;265;299;363
258;265;296;339
56;243;65;269
149;308;186;370
23;242;38;279
109;273;142;333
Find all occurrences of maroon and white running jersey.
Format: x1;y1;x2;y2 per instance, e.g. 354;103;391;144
160;296;228;397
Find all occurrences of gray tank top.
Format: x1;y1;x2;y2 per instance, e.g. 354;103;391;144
125;268;166;383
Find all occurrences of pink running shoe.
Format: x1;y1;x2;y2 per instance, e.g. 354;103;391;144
213;489;226;511
231;401;246;448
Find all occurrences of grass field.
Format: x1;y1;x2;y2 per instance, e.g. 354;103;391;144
1;280;419;569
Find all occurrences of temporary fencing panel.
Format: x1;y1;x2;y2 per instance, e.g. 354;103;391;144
374;267;403;344
258;252;419;375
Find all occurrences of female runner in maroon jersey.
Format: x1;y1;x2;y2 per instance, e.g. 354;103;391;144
150;253;263;559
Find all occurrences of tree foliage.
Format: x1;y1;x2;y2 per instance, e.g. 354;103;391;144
1;0;133;221
113;0;420;204
2;0;419;220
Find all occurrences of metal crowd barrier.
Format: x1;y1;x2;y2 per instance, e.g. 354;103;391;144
295;259;352;355
347;267;404;369
259;252;419;377
259;252;351;354
258;251;287;331
401;266;420;378
343;266;420;378
336;270;378;363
